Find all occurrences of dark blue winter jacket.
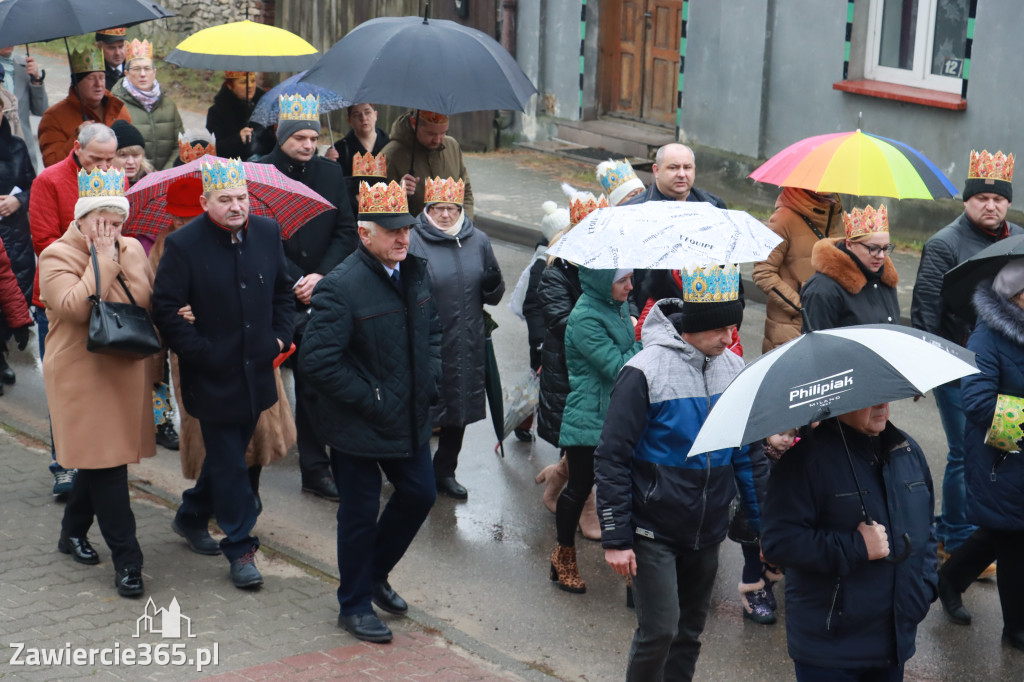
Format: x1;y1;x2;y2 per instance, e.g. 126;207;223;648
963;283;1024;531
761;420;938;668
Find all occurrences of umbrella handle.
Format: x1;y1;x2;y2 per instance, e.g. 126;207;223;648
884;532;913;564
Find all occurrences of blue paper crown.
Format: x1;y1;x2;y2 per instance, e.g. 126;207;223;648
201;158;246;193
682;264;740;303
278;94;320;121
77;168;127;198
597;159;639;195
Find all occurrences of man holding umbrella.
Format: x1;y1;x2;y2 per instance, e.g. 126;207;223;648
761;402;939;681
259;93;357;501
911;149;1020;569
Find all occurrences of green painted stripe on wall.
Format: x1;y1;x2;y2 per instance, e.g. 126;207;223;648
962;57;971;79
847;1;854;22
967;17;975;39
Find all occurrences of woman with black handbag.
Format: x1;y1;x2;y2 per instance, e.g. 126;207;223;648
38;167;156;598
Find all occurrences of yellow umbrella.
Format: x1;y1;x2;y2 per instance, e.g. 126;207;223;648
165;20;318;72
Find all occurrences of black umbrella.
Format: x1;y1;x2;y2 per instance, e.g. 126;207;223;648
941;233;1024;319
0;0;174;47
300;11;536;115
482;311;505;457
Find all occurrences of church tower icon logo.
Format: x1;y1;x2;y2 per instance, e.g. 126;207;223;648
134;598;195;639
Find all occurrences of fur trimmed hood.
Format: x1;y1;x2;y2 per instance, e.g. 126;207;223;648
810;238;898;295
973;281;1024;347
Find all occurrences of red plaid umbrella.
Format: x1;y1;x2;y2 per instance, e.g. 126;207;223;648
123;156;334;240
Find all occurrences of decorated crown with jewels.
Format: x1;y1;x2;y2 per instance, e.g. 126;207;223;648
278;94;320;121
968;149;1015;182
682;264;740;303
596;159;639;194
77;168;127;199
424;177;465;206
125;38;153;62
569;193;609;227
178;129;216;164
201;158;246;193
359;181;409;216
96;27;126;38
70;46;104;75
843;204;889;239
351;151;387;178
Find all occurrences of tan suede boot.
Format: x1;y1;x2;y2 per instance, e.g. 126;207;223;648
578;489;601;541
549;545;586;593
535;455;569;514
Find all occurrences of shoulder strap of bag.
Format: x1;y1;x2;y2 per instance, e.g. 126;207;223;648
89;244;136;306
799;214;827;241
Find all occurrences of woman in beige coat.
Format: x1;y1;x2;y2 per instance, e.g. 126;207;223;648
39;168;155;598
752;187;842;352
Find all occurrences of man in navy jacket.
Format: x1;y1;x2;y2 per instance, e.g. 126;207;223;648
152;159;294;590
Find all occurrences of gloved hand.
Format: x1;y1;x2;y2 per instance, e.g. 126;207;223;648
481;266;502;292
12;324;30;351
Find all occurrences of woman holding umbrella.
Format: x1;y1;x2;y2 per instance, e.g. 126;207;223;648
800;204;899;332
408;177;504;500
937;260;1024;651
205;72;275;161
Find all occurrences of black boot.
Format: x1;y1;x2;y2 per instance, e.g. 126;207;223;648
0;349;15;385
155;422;179;450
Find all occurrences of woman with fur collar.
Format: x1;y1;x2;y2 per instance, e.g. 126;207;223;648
800;204;899;332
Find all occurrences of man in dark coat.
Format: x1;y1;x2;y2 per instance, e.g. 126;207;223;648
298;180;441;644
259;94;358;501
762;404;939;681
625;143;727;318
152;159;294;590
94;27;126;91
911;149;1021;566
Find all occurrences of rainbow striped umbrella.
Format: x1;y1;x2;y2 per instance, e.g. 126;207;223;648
750;130;958;199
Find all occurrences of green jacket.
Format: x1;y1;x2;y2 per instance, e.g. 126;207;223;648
111;80;184;170
382;112;474;219
559;268;641;447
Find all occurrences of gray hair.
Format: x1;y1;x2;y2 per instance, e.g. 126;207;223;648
78;123;116;148
654;143;695;167
357;219;378;234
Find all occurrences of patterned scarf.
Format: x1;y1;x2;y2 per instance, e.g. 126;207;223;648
123;78;162;113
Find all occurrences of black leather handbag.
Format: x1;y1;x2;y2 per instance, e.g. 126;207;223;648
86;244;161;359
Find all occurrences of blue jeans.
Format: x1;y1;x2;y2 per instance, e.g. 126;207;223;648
932;382;977;551
33;307;64;475
795;662;903;681
331;444;436;616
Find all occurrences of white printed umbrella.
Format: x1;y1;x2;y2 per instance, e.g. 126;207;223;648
544;201;783;268
686;324;978;458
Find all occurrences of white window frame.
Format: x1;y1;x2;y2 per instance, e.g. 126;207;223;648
863;0;965;94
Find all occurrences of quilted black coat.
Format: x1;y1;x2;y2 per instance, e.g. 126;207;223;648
297;244;442;458
536;258;581;447
0;117;35;308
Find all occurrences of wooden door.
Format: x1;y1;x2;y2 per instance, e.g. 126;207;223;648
616;0;646;117
642;0;681;125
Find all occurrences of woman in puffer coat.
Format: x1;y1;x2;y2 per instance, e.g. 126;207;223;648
938;262;1024;651
550;267;640;593
408;179;504;500
110;43;183;170
752;188;842;351
800;204;898;332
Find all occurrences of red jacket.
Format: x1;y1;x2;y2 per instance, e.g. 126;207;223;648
0;238;31;329
38;88;131;168
29;150;79;307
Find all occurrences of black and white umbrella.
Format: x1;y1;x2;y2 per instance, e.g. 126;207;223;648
687;324;978;458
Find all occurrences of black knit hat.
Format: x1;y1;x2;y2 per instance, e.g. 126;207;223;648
963;177;1012;202
678;299;744;333
111;120;144;150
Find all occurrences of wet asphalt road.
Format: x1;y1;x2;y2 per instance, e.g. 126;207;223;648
3;237;1020;681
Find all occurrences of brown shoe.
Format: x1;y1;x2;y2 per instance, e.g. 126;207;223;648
578;489;601;541
977;562;997;580
549;544;586;593
536;455;569;514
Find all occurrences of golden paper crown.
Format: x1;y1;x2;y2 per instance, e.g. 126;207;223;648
125;39;152;62
682;264;741;303
96;27;126;38
416;110;449;125
596;159;639;194
569;193;609;226
358;181;409;216
201;158;246;193
178;130;216;164
968;150;1015;183
77;168;127;198
843;204;889;239
424;177;465;206
70;46;104;75
351;151;386;178
278;94;320;121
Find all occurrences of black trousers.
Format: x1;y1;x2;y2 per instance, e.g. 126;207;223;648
175;418;259;562
62;465;142;572
292;331;332;481
432;425;466;479
555;445;595;547
942;527;1024;634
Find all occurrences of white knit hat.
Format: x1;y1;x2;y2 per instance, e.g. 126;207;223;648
74;195;130;220
539;200;570;242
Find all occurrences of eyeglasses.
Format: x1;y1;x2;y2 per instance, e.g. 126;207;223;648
857;243;895;257
128;66;154;73
428;205;461;215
